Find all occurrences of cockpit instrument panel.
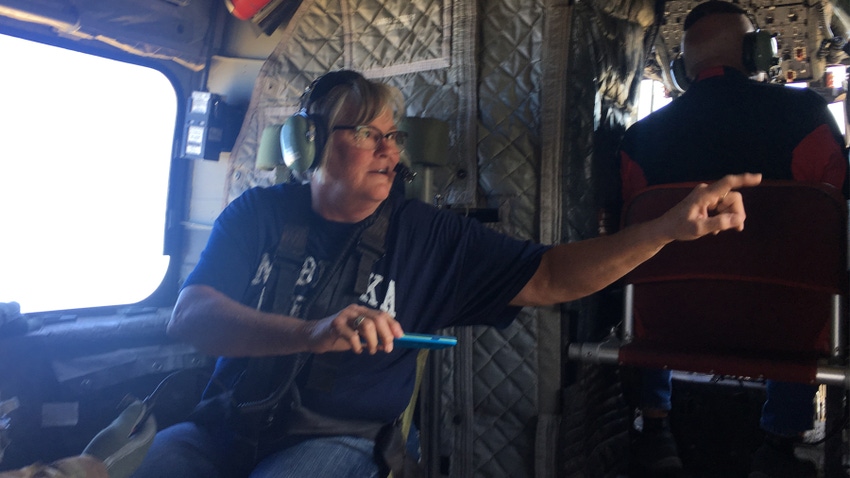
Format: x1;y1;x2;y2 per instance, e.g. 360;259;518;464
658;0;837;85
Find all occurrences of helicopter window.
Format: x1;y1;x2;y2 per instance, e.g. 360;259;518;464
0;33;177;313
828;101;846;136
825;66;847;136
637;78;673;120
639;73;847;137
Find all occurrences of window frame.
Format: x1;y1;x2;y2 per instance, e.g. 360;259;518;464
0;24;190;317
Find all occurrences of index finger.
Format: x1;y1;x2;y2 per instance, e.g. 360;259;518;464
706;173;762;197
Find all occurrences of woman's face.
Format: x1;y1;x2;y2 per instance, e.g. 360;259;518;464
318;107;402;208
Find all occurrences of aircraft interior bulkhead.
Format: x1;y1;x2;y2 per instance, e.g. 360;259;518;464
1;0;850;476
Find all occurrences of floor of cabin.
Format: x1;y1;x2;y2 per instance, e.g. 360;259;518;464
620;373;846;478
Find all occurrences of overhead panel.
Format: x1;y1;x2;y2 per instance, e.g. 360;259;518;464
0;0;216;70
659;0;831;84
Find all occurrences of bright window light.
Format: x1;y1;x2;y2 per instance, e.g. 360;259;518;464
0;34;176;313
786;66;847;136
828;101;846;136
827;65;847;136
637;79;672;120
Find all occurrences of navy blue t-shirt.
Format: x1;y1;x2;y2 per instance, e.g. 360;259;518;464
185;183;549;422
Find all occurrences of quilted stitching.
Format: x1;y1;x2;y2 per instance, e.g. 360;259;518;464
349;0;446;68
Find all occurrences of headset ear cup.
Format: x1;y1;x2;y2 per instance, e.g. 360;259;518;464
283;70;361;174
281;112;324;173
742;29;777;74
670;55;691;93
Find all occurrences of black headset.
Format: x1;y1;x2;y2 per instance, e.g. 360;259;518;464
280;70;363;173
670;13;777;92
741;28;778;73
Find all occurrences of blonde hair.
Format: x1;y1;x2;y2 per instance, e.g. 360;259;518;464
305;72;405;172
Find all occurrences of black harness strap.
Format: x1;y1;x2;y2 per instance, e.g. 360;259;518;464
235;188;394;412
271;188;393;315
303;199;392;392
202;184;412;477
270;224;309;315
355;207;390;295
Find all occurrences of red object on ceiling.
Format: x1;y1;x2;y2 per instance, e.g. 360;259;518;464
225;0;272;20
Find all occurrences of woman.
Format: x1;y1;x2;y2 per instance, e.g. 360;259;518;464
132;70;759;478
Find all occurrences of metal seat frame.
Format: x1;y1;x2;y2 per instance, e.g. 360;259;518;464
569;180;850;476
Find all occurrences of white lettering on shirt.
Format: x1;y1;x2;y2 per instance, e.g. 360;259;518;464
296;257;317;286
290;295;306;317
360;273;383;307
251;253;273;286
256;255;397;318
360;273;396;315
380;279;396;316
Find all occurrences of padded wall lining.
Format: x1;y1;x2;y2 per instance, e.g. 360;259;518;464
556;1;650;476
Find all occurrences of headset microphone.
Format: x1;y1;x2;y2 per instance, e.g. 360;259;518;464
394;163;416;183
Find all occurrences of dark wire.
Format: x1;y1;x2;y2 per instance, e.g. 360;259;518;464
126;368;217;436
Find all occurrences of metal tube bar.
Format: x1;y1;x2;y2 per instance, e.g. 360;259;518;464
623;284;634;342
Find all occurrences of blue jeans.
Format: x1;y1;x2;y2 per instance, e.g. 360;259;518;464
641;369;817;437
130;422;381;478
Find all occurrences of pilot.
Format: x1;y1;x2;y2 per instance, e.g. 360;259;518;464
618;2;847;477
130;69;759;478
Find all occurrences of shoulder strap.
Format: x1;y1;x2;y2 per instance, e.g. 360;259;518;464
269;223;309;315
256;183;312;315
302;198;395;393
260;182;395;316
354;199;393;294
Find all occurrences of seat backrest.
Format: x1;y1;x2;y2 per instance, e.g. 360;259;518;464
622;181;847;363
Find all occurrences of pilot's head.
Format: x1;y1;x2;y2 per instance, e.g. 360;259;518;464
681;1;754;79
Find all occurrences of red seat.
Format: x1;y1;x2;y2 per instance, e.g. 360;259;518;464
570;181;849;386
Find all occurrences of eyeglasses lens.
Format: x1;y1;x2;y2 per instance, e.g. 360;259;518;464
351;126;407;152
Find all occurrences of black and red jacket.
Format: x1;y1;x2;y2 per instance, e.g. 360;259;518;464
620;66;847;203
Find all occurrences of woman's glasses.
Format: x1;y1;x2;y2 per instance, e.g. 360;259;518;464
333;125;408;152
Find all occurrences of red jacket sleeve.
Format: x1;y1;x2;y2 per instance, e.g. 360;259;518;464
791;123;847;189
620;150;648;204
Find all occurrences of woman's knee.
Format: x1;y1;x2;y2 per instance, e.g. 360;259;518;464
251;435;380;478
131;422;226;478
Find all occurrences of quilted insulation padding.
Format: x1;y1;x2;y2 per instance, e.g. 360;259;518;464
226;0;472;206
560;363;632;478
556;1;651;477
441;1;555;477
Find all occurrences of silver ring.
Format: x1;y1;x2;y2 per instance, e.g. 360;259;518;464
353;315;366;329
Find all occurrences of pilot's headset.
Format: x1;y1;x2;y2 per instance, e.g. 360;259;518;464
280;70;364;174
670;3;777;93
